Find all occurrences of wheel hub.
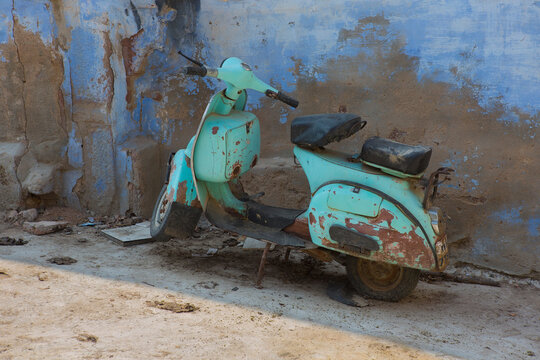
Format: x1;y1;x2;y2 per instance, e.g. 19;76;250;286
357;259;404;292
156;192;171;224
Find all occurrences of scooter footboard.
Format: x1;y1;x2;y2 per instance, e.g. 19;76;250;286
165;150;200;208
308;183;438;271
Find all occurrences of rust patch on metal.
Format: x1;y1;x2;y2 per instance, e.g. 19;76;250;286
250;154;258;168
212;126;219;135
230;161;242;178
343;215;434;269
165;185;175;205
302;248;334;262
184;154;191;169
318;215;326;230
176;180;188;204
190;197;202;209
283;217;310;240
321;237;332;246
309;213;317;225
369;208;395;228
235;140;241;145
223;205;243;218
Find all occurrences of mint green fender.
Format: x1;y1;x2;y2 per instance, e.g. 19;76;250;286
164;149;199;207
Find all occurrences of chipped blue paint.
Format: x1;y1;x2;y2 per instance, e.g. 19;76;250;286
67;127;83;169
0;2;12;44
198;0;540;117
528;218;540;237
13;0;54;45
94;178;106;194
490;207;524;226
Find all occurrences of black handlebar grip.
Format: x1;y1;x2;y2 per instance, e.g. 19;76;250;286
277;91;299;108
265;90;299;108
184;66;207;77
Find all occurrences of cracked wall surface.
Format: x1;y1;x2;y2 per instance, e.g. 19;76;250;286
0;0;538;277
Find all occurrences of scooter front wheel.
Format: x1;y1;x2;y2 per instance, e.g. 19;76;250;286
150;184;174;241
346;256;419;302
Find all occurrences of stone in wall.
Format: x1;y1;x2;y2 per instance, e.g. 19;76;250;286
0;143;26;209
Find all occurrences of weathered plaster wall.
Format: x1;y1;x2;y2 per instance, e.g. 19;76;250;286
0;0;538;277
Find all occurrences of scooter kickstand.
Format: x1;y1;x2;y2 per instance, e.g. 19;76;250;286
255;242;271;289
284;248;291;262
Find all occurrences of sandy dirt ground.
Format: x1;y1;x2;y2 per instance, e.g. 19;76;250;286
0;215;538;360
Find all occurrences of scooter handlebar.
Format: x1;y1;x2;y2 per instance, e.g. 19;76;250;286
183;66;207;77
265;90;299;108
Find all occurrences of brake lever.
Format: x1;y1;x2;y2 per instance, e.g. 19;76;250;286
178;50;204;67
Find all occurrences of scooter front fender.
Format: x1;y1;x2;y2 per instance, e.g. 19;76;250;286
164;149;200;208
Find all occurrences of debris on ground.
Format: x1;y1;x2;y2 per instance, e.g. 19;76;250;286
37;272;48;281
4;210;18;223
4;208;38;224
101;214;145;228
146;300;199;313
47;256;77;265
100;221;152;246
37;206;87;225
191;248;219;258
421;271;501;287
195;281;218;289
223;237;239;247
20;209;38;222
79;221;104;227
0;270;9;278
23;221;69;235
0;237;28;246
76;333;98;343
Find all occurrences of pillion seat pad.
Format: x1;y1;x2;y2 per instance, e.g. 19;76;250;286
291;113;364;148
360;137;432;175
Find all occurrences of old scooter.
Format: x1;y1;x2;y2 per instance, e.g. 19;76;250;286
150;53;452;301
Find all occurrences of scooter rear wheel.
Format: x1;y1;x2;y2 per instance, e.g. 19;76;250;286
346;256;419;302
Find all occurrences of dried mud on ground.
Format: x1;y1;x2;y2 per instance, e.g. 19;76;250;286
0;214;539;360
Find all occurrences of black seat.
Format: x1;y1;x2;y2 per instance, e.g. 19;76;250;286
361;137;432;175
291;113;365;148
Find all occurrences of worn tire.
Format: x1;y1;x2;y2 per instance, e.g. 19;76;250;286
150;184;173;242
346;256;419;302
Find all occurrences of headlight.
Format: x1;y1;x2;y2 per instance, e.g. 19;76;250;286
428;207;446;235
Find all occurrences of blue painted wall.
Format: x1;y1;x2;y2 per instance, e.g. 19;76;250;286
0;0;538;276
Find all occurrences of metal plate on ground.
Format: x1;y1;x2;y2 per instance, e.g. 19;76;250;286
101;221;154;247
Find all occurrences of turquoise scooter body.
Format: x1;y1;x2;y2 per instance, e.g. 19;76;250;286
151;55;452;301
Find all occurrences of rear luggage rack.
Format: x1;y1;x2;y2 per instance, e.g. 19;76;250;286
423;167;454;209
